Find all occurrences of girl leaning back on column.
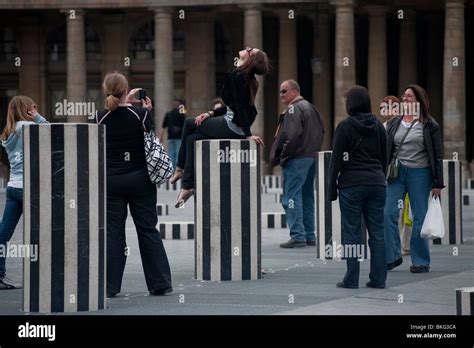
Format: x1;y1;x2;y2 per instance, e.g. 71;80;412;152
384;84;444;273
0;96;49;289
170;47;270;208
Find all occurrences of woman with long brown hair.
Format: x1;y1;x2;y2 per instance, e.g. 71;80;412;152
171;47;270;208
0;96;48;289
384;84;444;273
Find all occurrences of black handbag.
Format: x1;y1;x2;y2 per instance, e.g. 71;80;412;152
387;121;416;183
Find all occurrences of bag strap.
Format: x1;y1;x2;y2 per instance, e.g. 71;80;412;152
127;107;148;132
393;120;417;160
348;136;363;157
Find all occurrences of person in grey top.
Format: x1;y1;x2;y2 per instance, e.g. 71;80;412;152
384;85;444;274
393;121;429;168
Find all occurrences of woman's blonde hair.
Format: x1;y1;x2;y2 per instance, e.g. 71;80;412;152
103;72;129;111
0;95;37;141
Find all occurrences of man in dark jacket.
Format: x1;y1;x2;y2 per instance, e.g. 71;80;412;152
160;99;185;170
270;79;324;248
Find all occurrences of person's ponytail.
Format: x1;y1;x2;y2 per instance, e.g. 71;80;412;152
105;94;120;111
103;72;129;111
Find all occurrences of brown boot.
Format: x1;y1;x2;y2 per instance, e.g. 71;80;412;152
170;167;184;184
175;188;195;208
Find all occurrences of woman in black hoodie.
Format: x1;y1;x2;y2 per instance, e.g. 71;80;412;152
328;85;388;289
170;47;270;208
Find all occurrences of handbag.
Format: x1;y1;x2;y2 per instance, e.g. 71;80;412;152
143;128;174;185
128;107;174;185
387;121;416;183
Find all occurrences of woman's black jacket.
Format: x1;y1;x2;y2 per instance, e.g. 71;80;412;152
386;116;444;189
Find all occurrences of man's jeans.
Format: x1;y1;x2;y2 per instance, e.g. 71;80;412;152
282;158;315;243
384;165;432;266
0;187;23;277
339;185;387;288
167;138;181;171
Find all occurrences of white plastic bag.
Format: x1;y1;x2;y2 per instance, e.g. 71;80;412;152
421;197;445;240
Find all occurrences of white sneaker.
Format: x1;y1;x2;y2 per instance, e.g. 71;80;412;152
0;275;22;289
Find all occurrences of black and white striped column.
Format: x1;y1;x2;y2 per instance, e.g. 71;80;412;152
156;204;169;216
467;178;474;190
456;287;474;315
23;124;106;313
315;151;369;260
195;140;261;281
436;160;463;245
274;193;282;203
262;175;282;189
157;180;181;191
262;212;287;229
463;192;474;206
158;222;194;240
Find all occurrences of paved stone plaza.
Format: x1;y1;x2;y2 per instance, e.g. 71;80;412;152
0;189;473;315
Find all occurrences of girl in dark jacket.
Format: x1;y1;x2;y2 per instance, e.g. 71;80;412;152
328;85;388;289
170;47;270;208
384;84;444;273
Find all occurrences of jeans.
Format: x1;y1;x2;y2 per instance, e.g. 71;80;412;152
384;165;431;266
339;185;387;288
0;187;23;277
107;169;172;294
282;158;315;242
167;138;181;171
177;116;245;189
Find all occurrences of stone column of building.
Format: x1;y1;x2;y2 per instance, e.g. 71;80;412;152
185;12;215;118
426;14;444;126
331;0;356;126
17;15;42;114
243;4;264;138
242;4;269;173
443;0;467;177
39;27;47;118
398;8;417;95
367;5;387;118
65;9;87;123
102;14;128;78
312;7;331;150
154;7;174;132
277;8;297;113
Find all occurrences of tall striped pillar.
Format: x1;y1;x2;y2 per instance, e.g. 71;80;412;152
456;287;474;315
195;140;261;281
23;124;106;313
315;151;369;260
436;160;463;245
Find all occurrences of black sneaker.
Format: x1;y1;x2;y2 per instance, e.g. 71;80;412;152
387;257;403;271
366;281;385;289
279;239;306;248
336;282;358;289
306;240;316;246
0;276;21;290
410;265;430;273
150;287;173;296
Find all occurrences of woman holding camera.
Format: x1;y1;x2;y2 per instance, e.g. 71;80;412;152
96;72;172;297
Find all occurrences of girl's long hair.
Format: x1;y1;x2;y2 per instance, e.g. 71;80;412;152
239;49;271;105
1;96;37;141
